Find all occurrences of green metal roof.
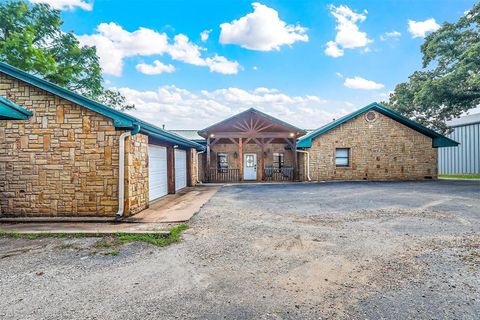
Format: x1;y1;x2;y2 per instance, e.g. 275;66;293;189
0;61;204;151
297;103;459;148
0;95;33;120
198;107;307;136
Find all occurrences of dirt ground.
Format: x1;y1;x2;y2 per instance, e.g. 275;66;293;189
1;180;479;319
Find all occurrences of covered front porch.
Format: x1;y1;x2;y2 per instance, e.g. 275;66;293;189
197;108;306;183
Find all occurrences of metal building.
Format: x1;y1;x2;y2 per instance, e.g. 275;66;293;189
438;113;480;174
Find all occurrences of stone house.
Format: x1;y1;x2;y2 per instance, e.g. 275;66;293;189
0;62;204;218
175;104;457;183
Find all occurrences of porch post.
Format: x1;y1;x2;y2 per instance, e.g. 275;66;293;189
206;137;211;182
238;137;243;181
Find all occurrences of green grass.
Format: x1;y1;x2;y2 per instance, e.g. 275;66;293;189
0;224;189;248
439;174;480;179
94;239;119;248
116;224;189;247
103;249;119;256
0;230;92;240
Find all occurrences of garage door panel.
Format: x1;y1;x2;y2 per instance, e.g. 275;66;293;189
148;145;168;201
175;149;187;191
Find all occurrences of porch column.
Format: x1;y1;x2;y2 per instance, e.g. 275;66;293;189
206;137;211;182
238;137;243;181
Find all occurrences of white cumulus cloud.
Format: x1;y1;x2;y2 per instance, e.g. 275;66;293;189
116;86;347;129
200;29;212;42
77;23;240;76
324;5;372;58
29;0;92;10
136;60;175;75
344;76;384;90
408;18;440;38
380;30;401;41
219;2;308;51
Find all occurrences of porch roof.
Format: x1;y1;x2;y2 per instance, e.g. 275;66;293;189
198;108;306;139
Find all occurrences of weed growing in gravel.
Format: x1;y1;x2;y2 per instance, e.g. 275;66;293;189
116;224;189;247
103;249;120;256
94;239;119;248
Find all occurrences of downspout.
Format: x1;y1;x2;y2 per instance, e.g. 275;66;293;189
116;124;141;218
296;149;311;181
196;150;205;184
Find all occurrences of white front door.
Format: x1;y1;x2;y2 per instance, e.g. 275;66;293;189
243;153;257;180
148;144;168;201
174;149;187;191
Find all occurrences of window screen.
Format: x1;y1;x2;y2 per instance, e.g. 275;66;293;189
335;148;350;166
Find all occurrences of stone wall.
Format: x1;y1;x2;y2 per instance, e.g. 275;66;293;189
0;72;147;217
307;110;438;181
125;133;149;216
189;148;198;186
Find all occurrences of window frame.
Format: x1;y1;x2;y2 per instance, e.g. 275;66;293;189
273;152;285;169
217;153;228;172
335;148;350;167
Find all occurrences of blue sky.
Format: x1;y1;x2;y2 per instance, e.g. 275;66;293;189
30;0;477;129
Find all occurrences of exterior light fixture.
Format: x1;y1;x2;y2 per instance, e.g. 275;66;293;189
289;132;295;137
210;133;215;138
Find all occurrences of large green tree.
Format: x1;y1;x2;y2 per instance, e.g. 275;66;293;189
386;3;479;133
0;0;133;111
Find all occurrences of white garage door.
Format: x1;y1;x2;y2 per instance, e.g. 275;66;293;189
148;145;168;201
175;149;187;191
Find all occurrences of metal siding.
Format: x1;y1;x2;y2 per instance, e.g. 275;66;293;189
439;123;480;174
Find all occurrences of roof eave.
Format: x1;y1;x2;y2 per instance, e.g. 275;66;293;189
0;96;33;120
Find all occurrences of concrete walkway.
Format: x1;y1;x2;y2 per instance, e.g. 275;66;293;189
0;185;219;235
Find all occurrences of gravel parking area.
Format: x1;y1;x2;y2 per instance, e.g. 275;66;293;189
1;180;479;319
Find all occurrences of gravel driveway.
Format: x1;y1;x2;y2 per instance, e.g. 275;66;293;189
1;180;479;319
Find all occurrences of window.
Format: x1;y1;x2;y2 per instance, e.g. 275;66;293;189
273;152;284;169
335;148;350;167
217;153;228;172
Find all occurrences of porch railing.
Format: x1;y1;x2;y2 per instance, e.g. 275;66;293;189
264;167;294;181
206;168;240;183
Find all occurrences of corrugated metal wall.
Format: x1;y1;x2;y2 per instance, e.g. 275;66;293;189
438;122;480;174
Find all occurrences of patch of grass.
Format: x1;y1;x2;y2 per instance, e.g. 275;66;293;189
439;174;480;179
117;224;189;247
0;230;91;240
0;224;189;248
94;239;119;248
103;249;119;256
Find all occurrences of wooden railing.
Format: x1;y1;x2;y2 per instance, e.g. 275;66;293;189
264;167;294;181
206;168;240;182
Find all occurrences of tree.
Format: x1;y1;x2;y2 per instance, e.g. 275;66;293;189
386;3;479;133
0;0;133;111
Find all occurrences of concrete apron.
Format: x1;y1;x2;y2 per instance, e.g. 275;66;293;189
0;185;220;235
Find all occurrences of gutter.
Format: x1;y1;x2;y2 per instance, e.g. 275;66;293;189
296;149;311;181
116;124;141;218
